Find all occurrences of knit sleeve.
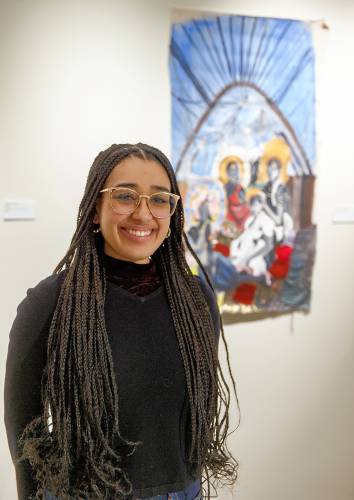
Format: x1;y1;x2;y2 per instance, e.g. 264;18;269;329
4;273;63;500
195;275;221;347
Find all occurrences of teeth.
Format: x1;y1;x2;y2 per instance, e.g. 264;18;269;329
126;229;152;237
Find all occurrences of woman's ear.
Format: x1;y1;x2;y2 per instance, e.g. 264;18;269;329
93;200;101;224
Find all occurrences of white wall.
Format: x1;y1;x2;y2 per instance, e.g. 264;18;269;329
1;1;353;499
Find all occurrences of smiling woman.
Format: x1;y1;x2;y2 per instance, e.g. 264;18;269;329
4;143;239;500
94;157;176;264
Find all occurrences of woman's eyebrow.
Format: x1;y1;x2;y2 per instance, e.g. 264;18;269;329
114;182;171;192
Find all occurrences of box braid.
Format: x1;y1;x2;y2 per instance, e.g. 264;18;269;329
18;143;239;499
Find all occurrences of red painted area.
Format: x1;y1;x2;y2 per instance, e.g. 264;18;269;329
269;244;293;279
213;242;230;257
233;283;257;305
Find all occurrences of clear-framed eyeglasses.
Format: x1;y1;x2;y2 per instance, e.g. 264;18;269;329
99;187;180;219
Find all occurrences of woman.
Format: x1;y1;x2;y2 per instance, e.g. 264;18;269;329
4;143;239;499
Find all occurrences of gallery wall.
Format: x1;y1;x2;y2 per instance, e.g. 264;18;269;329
1;0;353;499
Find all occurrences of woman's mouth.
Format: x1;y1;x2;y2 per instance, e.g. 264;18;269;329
120;227;153;241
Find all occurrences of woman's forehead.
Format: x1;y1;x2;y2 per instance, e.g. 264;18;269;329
104;157;171;190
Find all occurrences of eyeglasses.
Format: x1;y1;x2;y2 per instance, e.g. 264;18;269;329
99;187;180;219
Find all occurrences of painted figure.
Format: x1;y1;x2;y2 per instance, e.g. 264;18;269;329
258;137;294;244
230;190;275;284
218;155;250;233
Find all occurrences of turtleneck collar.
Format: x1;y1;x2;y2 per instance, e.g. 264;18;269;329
102;253;161;297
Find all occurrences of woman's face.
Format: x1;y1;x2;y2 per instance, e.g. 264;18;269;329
94;156;172;264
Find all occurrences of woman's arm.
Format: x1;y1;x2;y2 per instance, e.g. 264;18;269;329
4;274;63;499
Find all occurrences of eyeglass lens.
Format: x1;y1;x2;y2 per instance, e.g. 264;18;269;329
111;188;177;218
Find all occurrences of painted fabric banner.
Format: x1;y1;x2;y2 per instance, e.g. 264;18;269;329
170;11;317;316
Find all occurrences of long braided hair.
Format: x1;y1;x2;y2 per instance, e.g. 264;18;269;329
19;143;240;499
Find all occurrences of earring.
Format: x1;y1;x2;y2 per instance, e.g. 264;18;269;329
93;226;101;234
166;227;171;238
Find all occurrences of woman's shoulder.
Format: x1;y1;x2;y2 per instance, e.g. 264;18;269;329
14;272;66;331
7;272;66;364
193;274;221;342
25;272;66;302
28;271;65;295
194;273;215;303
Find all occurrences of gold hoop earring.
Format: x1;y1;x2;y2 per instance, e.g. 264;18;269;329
166;227;171;238
93;226;101;234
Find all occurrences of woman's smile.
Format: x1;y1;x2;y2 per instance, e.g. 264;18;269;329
119;226;154;242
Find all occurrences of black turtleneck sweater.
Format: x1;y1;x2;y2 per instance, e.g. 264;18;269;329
4;256;220;499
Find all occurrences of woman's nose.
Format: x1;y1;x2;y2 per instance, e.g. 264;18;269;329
131;197;153;220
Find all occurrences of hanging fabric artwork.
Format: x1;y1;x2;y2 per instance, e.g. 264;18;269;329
170;10;317;316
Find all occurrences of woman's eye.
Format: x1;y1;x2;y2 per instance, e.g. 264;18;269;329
114;192;136;202
151;195;168;205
